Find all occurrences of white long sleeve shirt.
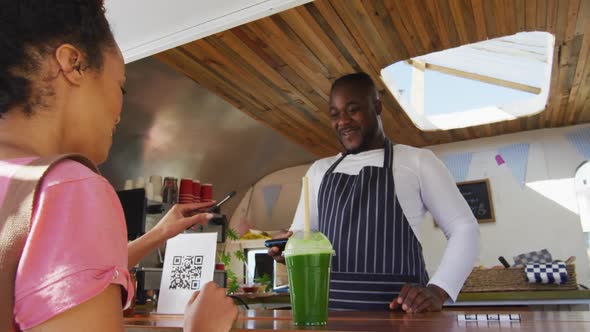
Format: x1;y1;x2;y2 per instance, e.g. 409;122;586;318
290;144;480;301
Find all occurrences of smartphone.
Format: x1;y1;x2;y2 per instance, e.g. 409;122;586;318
187;190;236;228
204;190;236;213
264;238;289;251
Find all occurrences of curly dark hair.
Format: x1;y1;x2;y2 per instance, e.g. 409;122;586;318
0;0;116;116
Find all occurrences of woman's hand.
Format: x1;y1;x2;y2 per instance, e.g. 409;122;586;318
184;282;238;332
128;201;217;268
151;201;217;244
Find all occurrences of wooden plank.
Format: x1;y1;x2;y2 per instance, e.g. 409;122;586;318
504;0;518;35
360;0;410;61
425;0;453;49
304;2;364;72
333;0;394;68
270;14;332;79
313;0;382;75
537;0;548;31
386;0;426;56
326;1;386;69
567;21;590;123
157;48;266;114
247;17;332;100
449;0;471;44
404;0;441;52
494;0;508;36
575;0;590;35
470;0;488;40
458;0;478;42
437;0;463;47
482;0;498;38
407;60;542;94
547;0;570;126
539;43;560;129
184;38;340;147
546;0;559;35
566;0;582;41
572;30;590;123
280;7;353;76
525;0;537;31
218;29;322;113
515;0;527;32
209;33;333;131
558;35;582;125
232;23;331;114
182;40;287;112
182;40;334;141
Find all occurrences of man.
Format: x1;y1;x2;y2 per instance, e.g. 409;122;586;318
269;73;479;312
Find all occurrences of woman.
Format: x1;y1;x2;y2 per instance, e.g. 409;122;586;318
0;1;237;331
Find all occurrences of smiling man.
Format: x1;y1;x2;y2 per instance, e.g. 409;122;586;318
269;72;480;312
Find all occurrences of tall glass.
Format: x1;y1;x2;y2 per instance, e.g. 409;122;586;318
283;231;334;326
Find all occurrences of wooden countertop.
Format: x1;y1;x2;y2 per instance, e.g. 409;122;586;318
124;309;590;331
229;290;590;306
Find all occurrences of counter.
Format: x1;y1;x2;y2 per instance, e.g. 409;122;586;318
125;309;590;331
228;290;590;309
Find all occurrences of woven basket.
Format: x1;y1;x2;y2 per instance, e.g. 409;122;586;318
461;264;577;292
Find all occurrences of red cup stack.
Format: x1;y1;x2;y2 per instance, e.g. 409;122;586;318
192;180;201;203
201;183;213;202
179;178;194;204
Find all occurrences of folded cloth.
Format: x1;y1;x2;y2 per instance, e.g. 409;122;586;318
513;249;553;267
525;262;568;285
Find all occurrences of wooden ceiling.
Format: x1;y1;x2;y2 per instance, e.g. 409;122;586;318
156;0;590;157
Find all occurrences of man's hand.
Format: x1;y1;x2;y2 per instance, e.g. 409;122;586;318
267;230;292;264
390;284;448;313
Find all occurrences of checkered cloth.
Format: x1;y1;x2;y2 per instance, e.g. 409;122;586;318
513;249;553;267
525;262;568;285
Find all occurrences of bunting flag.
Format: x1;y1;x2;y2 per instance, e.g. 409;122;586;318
565;127;590;160
498;143;530;188
261;184;282;220
495;154;505;165
440;152;473;182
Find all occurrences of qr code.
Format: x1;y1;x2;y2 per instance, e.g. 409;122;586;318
169;256;203;290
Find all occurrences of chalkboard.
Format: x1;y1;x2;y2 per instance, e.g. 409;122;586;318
457;179;495;223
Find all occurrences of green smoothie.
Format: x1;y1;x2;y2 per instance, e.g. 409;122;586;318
286;253;332;326
283;231;334;326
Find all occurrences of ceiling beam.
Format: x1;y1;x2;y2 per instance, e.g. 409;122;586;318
406;59;542;94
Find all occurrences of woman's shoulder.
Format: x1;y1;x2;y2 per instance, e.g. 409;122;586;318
41;158;107;189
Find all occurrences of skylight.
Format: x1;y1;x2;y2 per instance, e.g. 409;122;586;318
381;32;555;131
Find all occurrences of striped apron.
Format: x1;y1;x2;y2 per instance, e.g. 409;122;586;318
318;138;429;310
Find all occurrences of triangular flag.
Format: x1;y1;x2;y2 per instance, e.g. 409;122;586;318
498;143;530;188
440;152;472;182
565;127;590;160
261;184;282;220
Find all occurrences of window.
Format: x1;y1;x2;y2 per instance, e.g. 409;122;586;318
381;32;555;131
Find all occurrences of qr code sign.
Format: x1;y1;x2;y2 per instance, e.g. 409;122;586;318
169;256;203;290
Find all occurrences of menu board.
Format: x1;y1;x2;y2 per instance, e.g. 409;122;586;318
457;179;495;223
